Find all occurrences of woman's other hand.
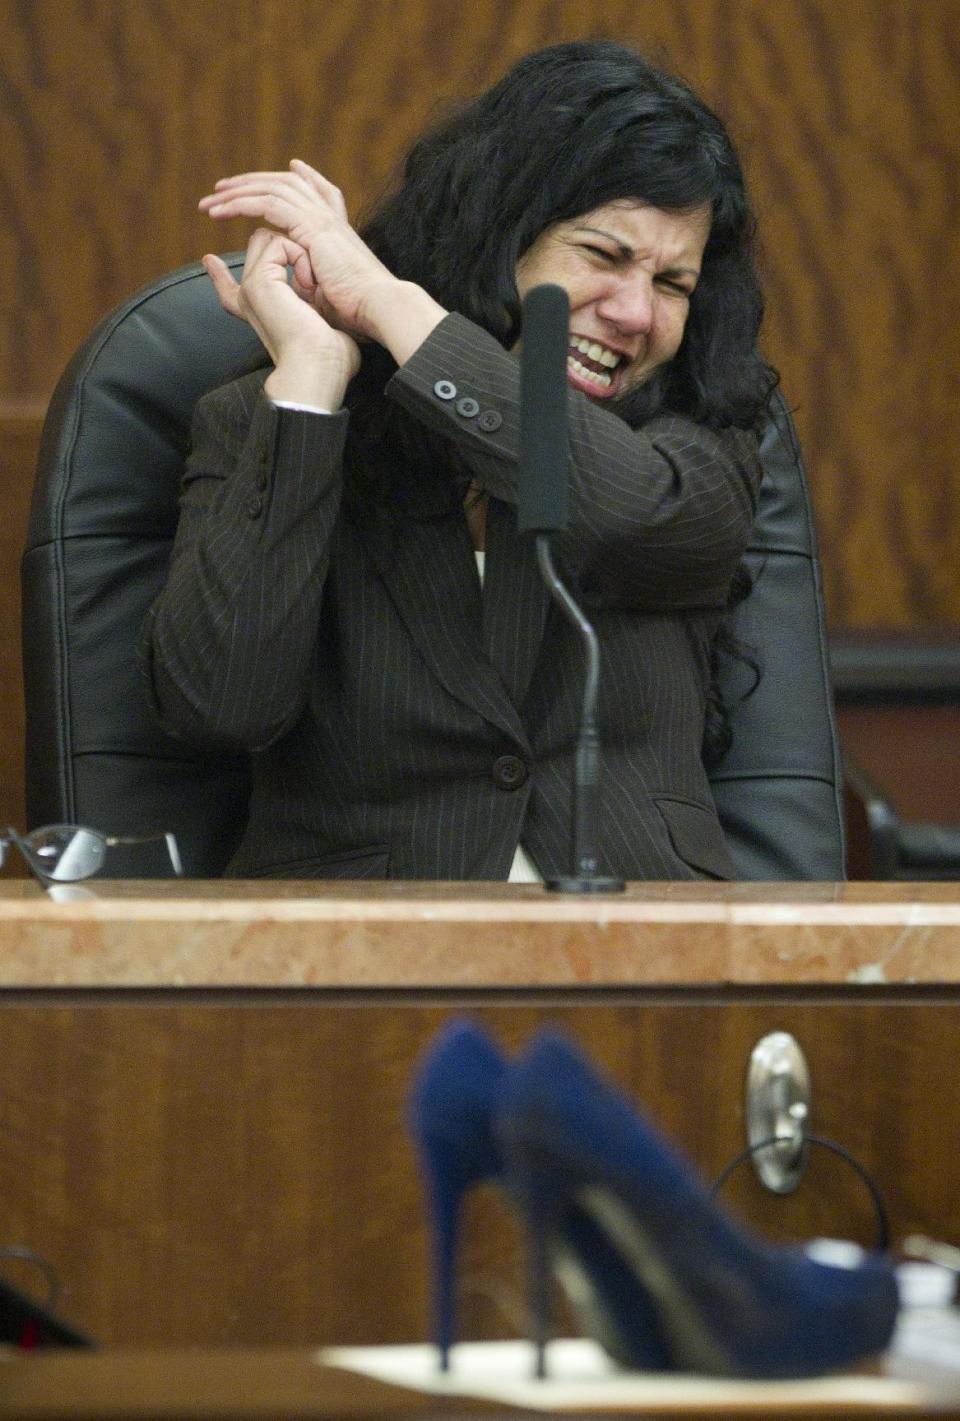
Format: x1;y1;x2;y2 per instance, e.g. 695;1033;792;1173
200;161;446;365
202;229;361;407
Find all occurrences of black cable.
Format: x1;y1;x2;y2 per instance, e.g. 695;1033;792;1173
709;1133;891;1253
0;1245;61;1309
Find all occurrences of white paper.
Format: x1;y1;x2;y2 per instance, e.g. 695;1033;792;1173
319;1337;930;1412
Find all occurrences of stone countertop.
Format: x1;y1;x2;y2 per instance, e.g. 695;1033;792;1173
0;881;959;990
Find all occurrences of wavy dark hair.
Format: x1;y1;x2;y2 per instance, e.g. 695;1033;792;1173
347;42;776;501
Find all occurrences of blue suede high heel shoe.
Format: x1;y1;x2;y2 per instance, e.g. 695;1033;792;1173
408;1019;673;1373
408;1019;505;1369
495;1029;901;1379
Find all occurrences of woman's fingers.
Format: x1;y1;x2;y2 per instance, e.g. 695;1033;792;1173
199;163;337;216
199;162;395;342
202;230;309;328
209;166;315;191
200;221;362;409
200;183;328;246
201;252;244;318
288;160;348;219
201;192;294;222
291;249;318;301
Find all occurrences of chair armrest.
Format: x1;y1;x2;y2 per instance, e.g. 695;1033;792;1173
843;756;902;879
844;755;960;879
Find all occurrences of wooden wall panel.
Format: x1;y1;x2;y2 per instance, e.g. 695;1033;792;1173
0;406;40;867
0;995;954;1346
1;0;959;834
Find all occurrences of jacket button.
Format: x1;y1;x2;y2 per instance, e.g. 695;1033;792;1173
255;472;269;492
455;396;479;418
492;754;528;790
477;409;503;432
433;380;457;401
243;497;263;519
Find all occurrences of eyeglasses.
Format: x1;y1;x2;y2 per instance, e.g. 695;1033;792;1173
1;825;183;884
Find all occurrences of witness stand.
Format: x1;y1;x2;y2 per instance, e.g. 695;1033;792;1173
2;879;960;1416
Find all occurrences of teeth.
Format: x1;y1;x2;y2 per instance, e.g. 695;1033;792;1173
570;336;620;368
568;356;612;388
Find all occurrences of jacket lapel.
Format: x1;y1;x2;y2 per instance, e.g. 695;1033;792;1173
482;497;552;710
360;508;532;747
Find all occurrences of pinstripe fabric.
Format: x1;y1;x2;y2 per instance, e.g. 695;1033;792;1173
139;314;761;881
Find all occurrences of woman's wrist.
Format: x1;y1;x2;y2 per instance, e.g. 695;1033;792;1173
264;351;353;409
362;279;448;366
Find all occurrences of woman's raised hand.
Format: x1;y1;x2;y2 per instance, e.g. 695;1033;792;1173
201;227;361;408
200;160;447;368
200;160;398;342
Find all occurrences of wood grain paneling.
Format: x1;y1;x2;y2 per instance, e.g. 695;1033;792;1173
0;996;954;1346
0;407;41;862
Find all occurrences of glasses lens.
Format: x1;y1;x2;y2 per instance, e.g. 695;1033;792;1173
24;827;107;882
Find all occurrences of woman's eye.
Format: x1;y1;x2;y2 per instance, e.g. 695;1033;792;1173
657;278;692;297
583;244;616;262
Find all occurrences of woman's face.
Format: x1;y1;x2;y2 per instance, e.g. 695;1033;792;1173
515;199;711;400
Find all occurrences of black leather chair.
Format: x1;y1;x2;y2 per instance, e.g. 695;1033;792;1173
22;257;846;878
833;637;960;880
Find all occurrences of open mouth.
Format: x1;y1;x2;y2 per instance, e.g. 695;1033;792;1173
567;336;625;394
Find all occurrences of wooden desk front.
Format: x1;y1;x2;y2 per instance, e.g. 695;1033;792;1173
3;1347;959;1420
0;882;958;1349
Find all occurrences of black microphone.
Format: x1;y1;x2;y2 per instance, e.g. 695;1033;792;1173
518;284;625;895
518;283;570;534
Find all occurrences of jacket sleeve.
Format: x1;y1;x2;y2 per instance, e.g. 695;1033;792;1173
138;369;349;751
387;312;762;610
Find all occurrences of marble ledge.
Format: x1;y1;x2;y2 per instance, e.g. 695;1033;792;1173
1;879;960;990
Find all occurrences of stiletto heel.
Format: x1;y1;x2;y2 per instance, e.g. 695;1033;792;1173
528;1180;552;1381
422;1150;471;1369
408;1020;506;1369
509;1148;567;1379
496;1030;900;1379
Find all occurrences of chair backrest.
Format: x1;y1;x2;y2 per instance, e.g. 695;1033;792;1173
23;256;253;876
22;257;845;878
710;398;846;878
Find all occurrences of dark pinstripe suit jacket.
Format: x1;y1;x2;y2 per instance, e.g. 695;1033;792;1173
139;314;762;880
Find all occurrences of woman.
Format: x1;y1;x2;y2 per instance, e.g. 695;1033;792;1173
139;41;776;882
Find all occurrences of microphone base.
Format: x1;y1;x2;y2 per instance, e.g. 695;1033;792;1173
546;875;626;894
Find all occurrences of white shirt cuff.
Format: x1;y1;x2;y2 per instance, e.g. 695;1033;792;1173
271;398;337;416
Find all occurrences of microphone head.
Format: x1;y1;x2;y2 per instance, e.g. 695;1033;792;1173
518;283;570;535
